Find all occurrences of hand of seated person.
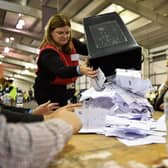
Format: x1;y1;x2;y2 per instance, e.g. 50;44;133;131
56;103;82;113
44;103;82;119
32;101;59;115
44;108;82;134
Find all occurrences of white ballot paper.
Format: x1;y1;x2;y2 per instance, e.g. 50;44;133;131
76;69;165;146
91;68;106;91
114;68;153;96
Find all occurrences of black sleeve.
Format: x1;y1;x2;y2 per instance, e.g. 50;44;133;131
72;38;88;55
1;110;44;123
2;104;30;114
39;49;79;79
0;103;44;123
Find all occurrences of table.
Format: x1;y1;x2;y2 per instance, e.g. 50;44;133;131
49;112;167;168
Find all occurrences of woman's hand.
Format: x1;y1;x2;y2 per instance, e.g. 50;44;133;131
79;63;98;78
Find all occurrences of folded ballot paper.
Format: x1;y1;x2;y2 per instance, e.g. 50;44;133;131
91;68;106;91
75;69;166;146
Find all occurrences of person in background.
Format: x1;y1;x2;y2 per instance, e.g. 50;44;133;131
154;79;168;111
3;79;17;106
28;88;33;101
23;90;28;102
154;60;168;111
0;105;82;168
34;13;98;106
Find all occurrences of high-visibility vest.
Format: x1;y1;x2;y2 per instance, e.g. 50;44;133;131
9;85;17;100
37;43;79;85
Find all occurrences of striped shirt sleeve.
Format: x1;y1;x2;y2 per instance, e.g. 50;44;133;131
0;115;73;168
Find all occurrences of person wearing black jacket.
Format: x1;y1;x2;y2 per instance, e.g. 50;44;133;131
0;101;58;123
0;107;44;123
0;101;82;123
34;14;98;106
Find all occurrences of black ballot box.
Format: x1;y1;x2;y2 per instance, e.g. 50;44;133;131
83;12;142;77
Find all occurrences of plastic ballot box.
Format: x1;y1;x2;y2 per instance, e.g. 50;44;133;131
83;12;142;77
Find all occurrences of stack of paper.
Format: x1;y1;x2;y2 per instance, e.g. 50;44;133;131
75;70;166;146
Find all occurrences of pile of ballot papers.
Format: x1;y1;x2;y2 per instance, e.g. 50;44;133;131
75;69;166;146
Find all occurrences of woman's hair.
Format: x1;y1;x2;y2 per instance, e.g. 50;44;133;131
40;13;72;54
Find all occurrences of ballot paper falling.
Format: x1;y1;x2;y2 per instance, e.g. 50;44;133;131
91;68;106;91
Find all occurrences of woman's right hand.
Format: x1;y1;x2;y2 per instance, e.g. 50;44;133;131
79;63;98;78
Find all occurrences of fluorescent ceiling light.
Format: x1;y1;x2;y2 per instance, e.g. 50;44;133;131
10;37;15;41
5;38;10;43
79;37;85;42
4;47;10;53
16;18;25;29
